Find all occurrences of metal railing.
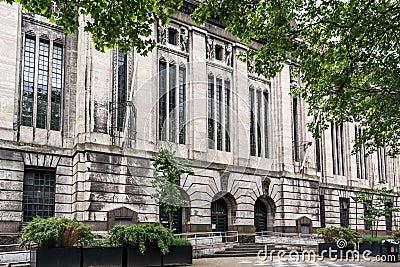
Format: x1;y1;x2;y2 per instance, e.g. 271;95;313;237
255;231;323;246
175;231;238;248
174;231;238;257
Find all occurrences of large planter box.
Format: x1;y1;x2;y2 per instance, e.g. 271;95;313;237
31;247;81;267
318;243;351;258
126;245;162;267
162;245;192;266
82;247;124;267
359;242;381;256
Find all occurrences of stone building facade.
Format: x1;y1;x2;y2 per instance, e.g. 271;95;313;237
0;2;399;240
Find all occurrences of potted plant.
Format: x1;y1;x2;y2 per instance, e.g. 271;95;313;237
20;217;94;267
317;226;359;258
108;222;173;267
162;237;192;266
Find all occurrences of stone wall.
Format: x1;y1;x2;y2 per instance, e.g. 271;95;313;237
0;2;399;239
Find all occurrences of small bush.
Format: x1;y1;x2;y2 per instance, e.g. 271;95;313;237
20;217;94;248
171;237;192;246
317;226;359;244
108;222;173;254
360;235;388;244
392;231;400;240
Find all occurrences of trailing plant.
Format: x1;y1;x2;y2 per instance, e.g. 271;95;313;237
317;226;359;245
20;217;94;248
108;223;173;254
352;179;400;237
151;148;194;231
171;237;192;247
360;235;388;244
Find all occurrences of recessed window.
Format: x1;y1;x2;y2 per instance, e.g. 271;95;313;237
158;60;187;143
249;87;269;157
339;198;349;227
215;45;223;60
22;168;56;222
168;28;178;45
115;218;132;226
21;36;63;130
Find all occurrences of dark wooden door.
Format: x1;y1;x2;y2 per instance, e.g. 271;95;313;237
211;198;228;232
254;199;267;232
159;207;182;234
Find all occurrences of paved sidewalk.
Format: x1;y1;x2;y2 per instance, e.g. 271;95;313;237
191;256;400;267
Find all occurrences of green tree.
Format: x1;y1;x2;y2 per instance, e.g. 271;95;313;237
352;179;399;237
151;148;194;231
1;0;184;54
190;0;400;156
3;0;400;155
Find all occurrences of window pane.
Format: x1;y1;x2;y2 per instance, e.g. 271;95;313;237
208;76;214;149
178;67;186;144
22;37;36;127
225;81;230;152
292;97;299;161
249;88;256;156
117;51;127;131
159;61;167;140
36;41;49;129
256;90;262;157
169;64;176;142
263;92;269;158
216;79;222;151
51;44;63;130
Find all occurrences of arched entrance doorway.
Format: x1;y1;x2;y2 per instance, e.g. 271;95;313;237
254;199;268;232
211;198;228;232
159;206;182;234
254;196;276;232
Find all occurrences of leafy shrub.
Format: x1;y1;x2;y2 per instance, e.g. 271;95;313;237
108;222;173;254
360;235;388;244
317;226;360;244
171;237;192;246
20;217;94;248
392;231;400;240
